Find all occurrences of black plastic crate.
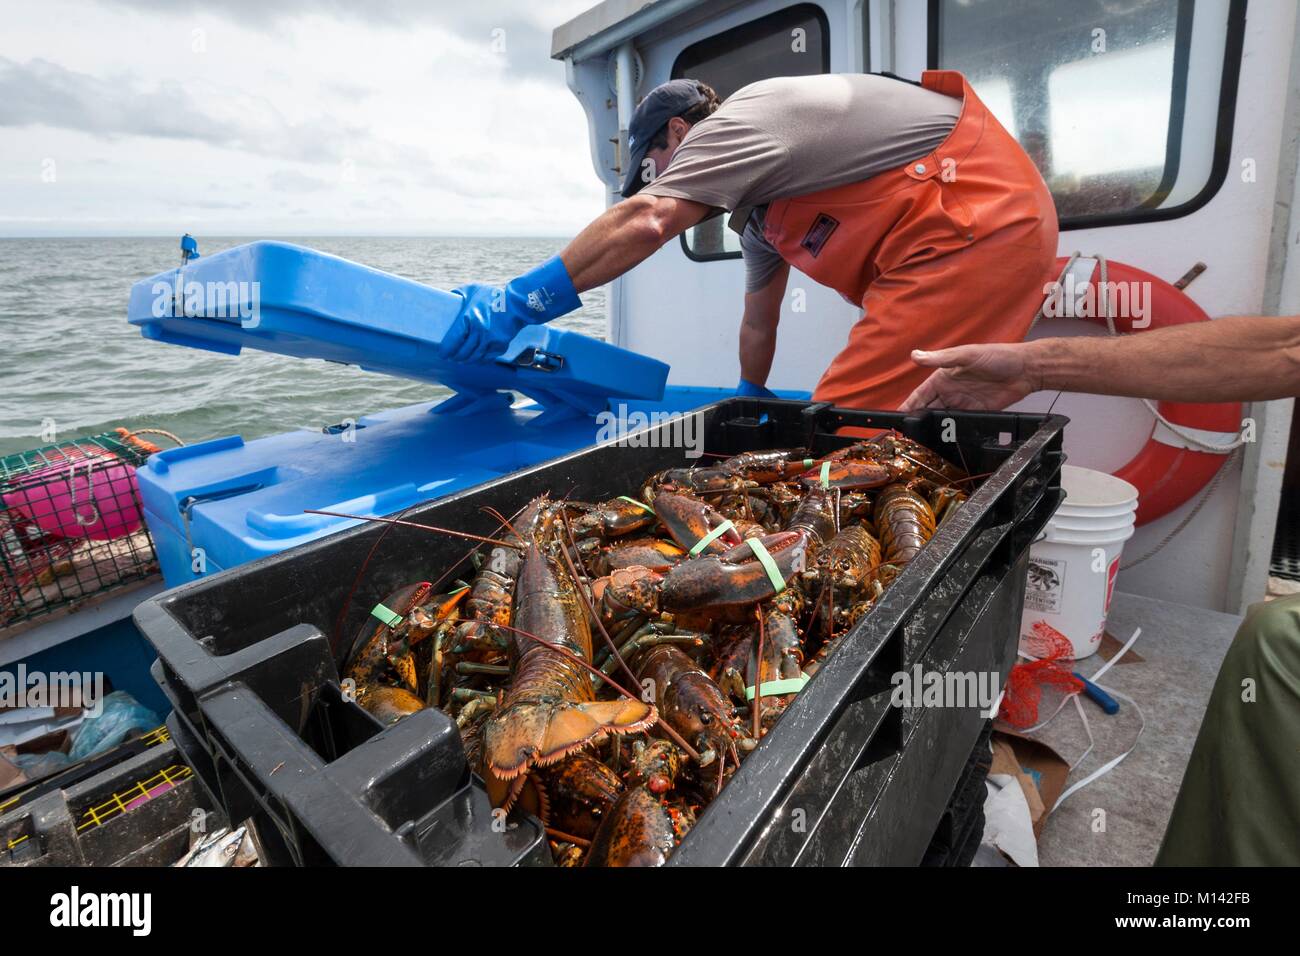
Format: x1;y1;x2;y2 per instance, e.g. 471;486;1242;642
1;737;215;867
135;399;1065;866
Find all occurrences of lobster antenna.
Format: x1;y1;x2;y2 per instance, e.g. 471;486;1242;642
546;828;592;849
559;511;641;688
915;421;974;480
752;605;765;742
953;438;973;481
445;498;538;588
495;623;639;699
555;511;704;765
899;451;960;484
947;470;995;486
480;505;520;537
331;500;422;661
827;575;834;640
426;501;532;596
305;509;524;549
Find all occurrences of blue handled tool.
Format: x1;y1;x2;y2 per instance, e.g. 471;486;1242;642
1073;672;1119;715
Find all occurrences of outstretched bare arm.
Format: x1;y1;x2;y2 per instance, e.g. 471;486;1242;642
901;315;1300;411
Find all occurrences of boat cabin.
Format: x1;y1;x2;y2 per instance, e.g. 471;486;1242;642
549;0;1298;864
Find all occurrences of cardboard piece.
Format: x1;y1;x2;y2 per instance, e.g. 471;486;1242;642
16;728;71;756
0;745;25;791
1098;630;1144;664
0;707;84;748
990;729;1071;838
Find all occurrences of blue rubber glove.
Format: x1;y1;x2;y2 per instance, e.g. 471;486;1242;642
736;377;777;398
443;256;581;363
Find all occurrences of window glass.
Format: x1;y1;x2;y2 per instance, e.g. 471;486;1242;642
673;4;830;259
935;0;1236;224
1049;43;1174;180
974;78;1015;136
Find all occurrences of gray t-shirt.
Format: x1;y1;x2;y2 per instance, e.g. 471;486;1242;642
639;73;961;292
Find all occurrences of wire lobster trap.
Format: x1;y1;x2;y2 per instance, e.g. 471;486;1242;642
0;428;164;628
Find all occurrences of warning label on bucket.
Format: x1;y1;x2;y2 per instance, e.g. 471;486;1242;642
1024;557;1065;613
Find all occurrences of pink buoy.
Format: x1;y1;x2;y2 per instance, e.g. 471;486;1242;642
3;446;143;541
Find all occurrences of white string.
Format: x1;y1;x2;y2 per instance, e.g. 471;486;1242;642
1068;694;1095;771
1015;685;1076;735
985;687;1007;720
1096;256;1244;453
1091;625;1140;682
1054;679;1146;808
1141;399;1243;451
1011;626;1145;804
1034;253;1243;452
1027;252;1080;332
1120;449;1240;570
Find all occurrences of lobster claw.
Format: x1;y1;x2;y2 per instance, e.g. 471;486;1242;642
653;491;743;556
799;459;893;491
600;566;664;616
659;531;808;614
720;449;813;483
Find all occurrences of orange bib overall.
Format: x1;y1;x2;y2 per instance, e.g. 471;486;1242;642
762;70;1059;411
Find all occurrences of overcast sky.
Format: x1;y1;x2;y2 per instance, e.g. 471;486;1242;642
0;0;606;236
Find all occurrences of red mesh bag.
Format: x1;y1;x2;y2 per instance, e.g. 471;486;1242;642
999;620;1085;728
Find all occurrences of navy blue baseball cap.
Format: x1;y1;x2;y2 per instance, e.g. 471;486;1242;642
621;78;708;198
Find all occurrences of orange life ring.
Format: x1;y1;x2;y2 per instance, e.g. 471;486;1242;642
1044;256;1241;526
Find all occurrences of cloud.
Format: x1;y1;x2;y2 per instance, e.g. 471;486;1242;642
268;169;332;193
0;56;371;163
187;197;251;210
324;78;376;102
97;0;591;34
0;2;606;235
99;0;585;77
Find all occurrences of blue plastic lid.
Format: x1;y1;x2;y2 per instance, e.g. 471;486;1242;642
127;241;668;415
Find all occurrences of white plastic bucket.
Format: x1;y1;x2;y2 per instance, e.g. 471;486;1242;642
1020;466;1138;660
1046;514;1137;535
1053;495;1140;518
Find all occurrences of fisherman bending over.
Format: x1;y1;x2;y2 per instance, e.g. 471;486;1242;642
440;72;1058;411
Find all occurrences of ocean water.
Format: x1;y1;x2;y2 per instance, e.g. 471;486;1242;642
0;237;605;458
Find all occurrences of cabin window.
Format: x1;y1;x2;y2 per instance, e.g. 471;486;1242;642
932;0;1244;228
672;3;831;261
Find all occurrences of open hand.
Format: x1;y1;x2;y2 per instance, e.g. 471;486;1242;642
900;344;1039;412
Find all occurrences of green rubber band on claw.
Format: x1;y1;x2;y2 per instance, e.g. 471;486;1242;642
745;674;810;700
745;537;786;594
618;495;655;514
689;519;736;557
803;458;816;468
370;603;404;628
819;461;831;488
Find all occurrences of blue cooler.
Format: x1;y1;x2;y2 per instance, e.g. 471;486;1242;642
127;241;686;586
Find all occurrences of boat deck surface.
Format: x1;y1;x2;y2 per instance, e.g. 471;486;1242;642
1032;590;1243;866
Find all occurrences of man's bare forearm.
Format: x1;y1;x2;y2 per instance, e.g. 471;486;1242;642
1027;316;1300;402
738;265;788;384
558;194;711;293
739;320;777;383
